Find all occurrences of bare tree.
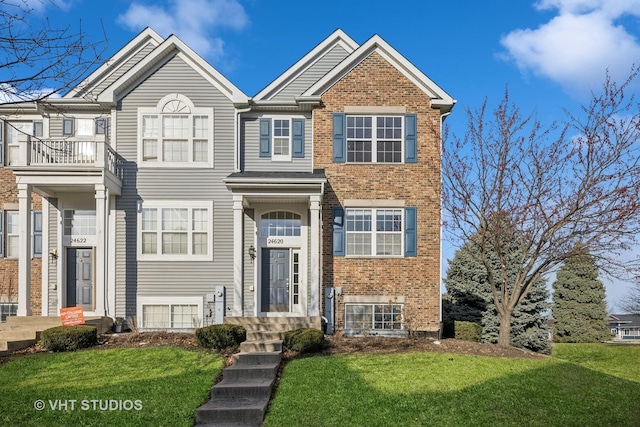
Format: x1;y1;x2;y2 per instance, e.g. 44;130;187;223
619;281;640;314
443;69;640;347
0;0;106;103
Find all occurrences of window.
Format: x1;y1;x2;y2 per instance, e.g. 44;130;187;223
139;201;213;260
76;119;94;136
6;212;19;258
346;208;402;256
63;210;96;235
333;113;416;163
346;116;402;163
260;211;301;237
139;94;213;167
259;117;305;159
345;304;403;331
6;122;31;165
139;297;202;330
273;119;291;160
0;303;17;322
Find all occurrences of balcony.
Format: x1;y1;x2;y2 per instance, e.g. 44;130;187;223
9;136;123;196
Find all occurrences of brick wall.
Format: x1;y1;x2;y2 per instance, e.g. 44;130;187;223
315;52;442;333
0;167;43;315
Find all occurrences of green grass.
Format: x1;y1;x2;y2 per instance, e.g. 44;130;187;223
0;347;223;427
265;344;640;427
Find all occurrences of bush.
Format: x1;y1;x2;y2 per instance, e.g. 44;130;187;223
454;321;482;342
196;324;246;350
284;328;325;354
39;325;98;352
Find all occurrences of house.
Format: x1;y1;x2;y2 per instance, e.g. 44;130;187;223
0;28;455;337
608;314;640;340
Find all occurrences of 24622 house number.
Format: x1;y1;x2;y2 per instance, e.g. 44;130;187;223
268;238;284;245
71;237;87;243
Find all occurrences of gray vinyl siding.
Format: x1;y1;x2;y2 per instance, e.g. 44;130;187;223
269;45;350;101
114;55;235;316
47;198;58;314
48;116;110;139
93;43;157;96
242;209;255;315
49;118;62;139
241;114;313;172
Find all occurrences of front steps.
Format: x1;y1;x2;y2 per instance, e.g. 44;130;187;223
195;317;321;427
0;316;113;356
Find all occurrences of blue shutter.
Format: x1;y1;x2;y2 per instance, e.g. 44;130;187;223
63;118;74;136
292;118;305;158
259;118;271;157
33;211;42;258
0;120;4;167
405;114;417;163
332;207;345;256
0;211;4;257
332;113;346;163
404;207;417;257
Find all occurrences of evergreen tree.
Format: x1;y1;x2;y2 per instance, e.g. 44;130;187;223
444;217;551;353
552;245;609;343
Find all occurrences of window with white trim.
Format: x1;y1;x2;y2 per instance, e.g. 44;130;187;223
272;119;291;160
139;94;213;167
0;302;17;322
6;122;32;166
346;116;403;163
139;201;213;260
139;297;203;330
6;211;19;258
63;210;96;235
260;211;301;237
346;208;403;256
345;304;403;331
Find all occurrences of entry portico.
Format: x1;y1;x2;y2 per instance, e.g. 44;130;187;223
225;171;325;319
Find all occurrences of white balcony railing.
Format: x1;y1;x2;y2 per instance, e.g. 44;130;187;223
22;136;123;179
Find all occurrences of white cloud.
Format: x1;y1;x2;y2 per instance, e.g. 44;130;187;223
501;0;640;97
117;0;249;62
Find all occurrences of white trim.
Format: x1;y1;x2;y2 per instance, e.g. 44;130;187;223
344;207;405;257
137;296;203;330
344;106;406;114
41;198;49;316
271;118;292;162
137;200;214;262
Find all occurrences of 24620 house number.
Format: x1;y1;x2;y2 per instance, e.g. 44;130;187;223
268;238;284;245
71;237;87;244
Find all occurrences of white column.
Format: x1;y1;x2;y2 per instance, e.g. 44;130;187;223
94;184;106;315
17;184;32;316
41;198;50;316
309;195;321;316
107;194;117;317
232;195;244;316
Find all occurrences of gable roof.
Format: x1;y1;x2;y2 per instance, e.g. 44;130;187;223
608;314;640;326
65;27;164;100
253;29;358;102
97;34;248;105
303;34;456;112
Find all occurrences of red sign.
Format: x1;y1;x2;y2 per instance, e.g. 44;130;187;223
60;306;85;326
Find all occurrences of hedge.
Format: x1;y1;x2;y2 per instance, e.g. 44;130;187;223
39;325;98;352
195;324;246;350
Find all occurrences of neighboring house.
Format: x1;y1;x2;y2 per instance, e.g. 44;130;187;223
608;314;640;340
0;28;455;336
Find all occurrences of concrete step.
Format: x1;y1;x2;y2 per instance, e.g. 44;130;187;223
225;316;322;331
0;338;36;356
240;339;282;353
246;330;284;341
233;351;281;366
222;363;279;381
211;378;275;399
0;330;37;340
195;397;268;425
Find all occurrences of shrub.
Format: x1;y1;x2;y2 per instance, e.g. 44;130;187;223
284;328;325;354
39;325;98;352
196;324;246;350
454;321;482;342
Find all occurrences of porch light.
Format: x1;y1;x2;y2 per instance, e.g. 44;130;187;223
248;245;256;263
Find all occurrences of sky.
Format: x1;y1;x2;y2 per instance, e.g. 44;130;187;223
17;0;640;309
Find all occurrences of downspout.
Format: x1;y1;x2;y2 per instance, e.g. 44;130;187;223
234;104;252;172
439;110;452;339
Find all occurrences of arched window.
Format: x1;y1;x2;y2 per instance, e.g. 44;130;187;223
260;211;301;237
138;93;213;166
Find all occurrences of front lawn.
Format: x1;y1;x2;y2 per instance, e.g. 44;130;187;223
0;347;223;427
265;343;640;427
